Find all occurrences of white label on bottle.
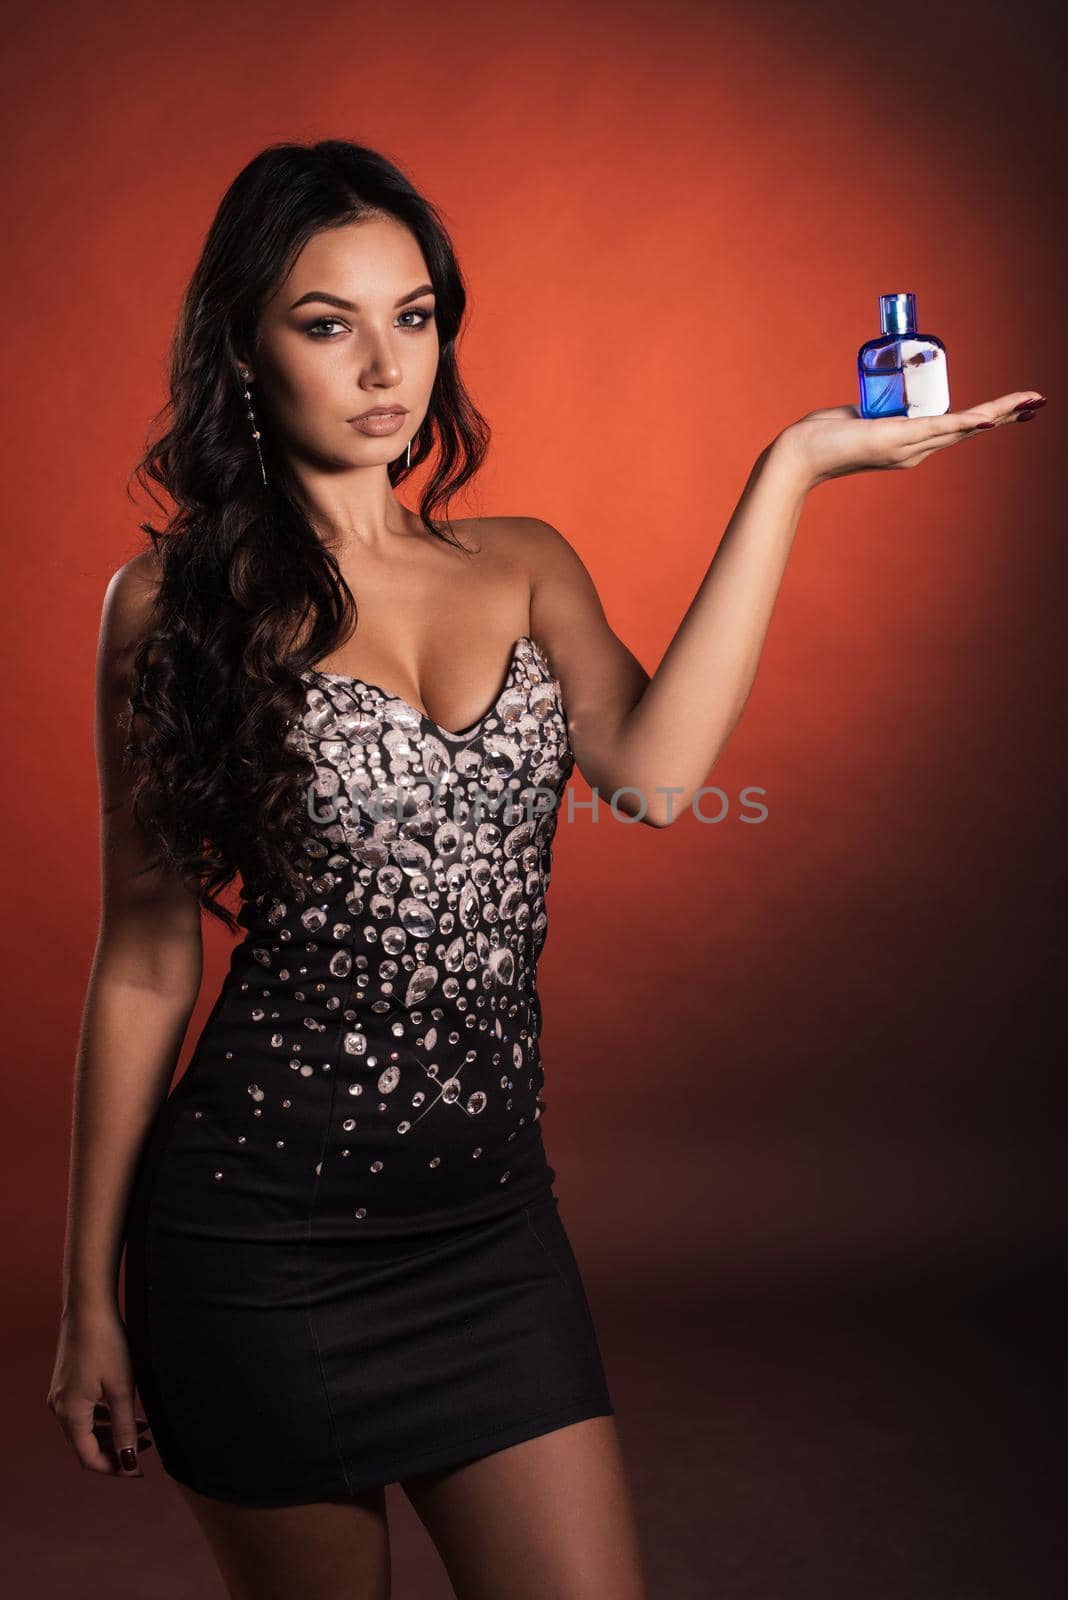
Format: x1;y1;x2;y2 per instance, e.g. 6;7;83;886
900;341;950;417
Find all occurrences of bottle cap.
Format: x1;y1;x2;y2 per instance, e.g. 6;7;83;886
879;292;917;336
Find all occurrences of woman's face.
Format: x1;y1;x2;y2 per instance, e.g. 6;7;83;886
248;215;439;471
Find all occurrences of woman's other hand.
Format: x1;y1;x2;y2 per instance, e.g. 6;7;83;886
47;1302;154;1477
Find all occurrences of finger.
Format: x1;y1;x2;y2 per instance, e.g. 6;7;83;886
63;1396;119;1475
900;401;1045;458
959;391;1044;420
1004;395;1046;421
910;395;1047;461
965;395;1047;430
102;1386;145;1476
893;409;997;445
92;1430;155;1456
895;393;1048;444
93;1401;151;1425
89;1402;152;1469
1000;390;1045;411
90;1414;156;1454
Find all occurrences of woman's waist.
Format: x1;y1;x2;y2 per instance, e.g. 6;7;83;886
130;1093;555;1247
192;951;543;1089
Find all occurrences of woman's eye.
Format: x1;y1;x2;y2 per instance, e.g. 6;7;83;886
304;309;434;339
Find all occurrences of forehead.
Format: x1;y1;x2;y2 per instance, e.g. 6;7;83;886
276;216;429;301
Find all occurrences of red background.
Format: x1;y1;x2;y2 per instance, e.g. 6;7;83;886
5;0;1065;1593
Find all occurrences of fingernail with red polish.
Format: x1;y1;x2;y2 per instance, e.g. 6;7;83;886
119;1446;138;1471
974;422;995;429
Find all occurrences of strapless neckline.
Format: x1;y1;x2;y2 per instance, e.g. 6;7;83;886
301;635;536;741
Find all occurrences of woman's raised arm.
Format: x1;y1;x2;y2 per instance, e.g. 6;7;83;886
527;391;1044;826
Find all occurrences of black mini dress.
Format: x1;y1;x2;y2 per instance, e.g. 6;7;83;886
122;635;614;1506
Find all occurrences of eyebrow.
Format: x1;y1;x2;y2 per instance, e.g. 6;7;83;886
287;283;436;312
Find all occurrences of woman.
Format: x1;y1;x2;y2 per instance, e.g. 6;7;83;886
47;137;1043;1600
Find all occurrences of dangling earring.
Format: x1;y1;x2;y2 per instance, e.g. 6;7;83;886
239;367;268;487
406;430;416;469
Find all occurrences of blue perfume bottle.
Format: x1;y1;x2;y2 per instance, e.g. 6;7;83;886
858;292;950;418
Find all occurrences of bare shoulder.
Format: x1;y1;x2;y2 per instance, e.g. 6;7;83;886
444;513;539;564
98;547;163;683
96;547;165;778
103;546;162;630
479;514;591;607
494;515;609;637
94;546;204;942
487;513;577;563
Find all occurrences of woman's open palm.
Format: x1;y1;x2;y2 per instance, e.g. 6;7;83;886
780;391;1046;487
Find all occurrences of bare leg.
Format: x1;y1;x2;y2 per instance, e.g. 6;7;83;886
176;1481;392;1600
400;1414;647;1600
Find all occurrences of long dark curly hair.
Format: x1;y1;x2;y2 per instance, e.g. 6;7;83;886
124;139;491;933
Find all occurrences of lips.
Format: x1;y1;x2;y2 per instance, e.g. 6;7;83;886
350;407;408;419
347;409;409;437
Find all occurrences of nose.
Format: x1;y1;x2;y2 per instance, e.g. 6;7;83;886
358;328;403;389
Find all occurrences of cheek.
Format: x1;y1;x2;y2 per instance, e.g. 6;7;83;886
413;333;441;387
270;352;345;422
295;349;347;397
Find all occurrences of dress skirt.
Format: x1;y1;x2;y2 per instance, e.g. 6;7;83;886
123;1187;614;1507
